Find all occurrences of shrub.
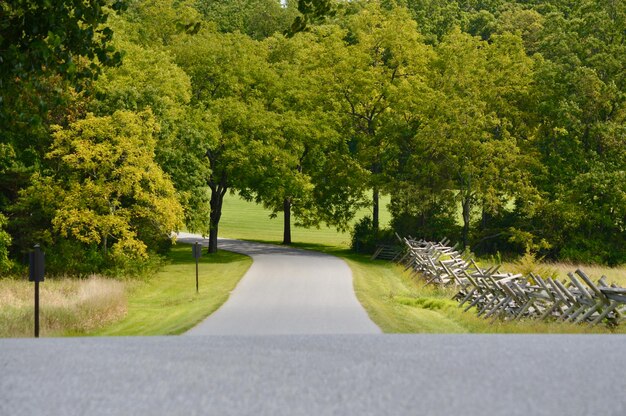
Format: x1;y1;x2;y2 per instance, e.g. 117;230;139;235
0;213;12;274
351;216;396;254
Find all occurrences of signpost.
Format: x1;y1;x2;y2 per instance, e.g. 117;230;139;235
193;242;202;293
29;244;45;338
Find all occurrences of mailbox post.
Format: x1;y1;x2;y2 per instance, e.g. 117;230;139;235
29;244;45;338
193;242;202;293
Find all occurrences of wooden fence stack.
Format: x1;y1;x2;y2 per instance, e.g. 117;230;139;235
387;236;626;327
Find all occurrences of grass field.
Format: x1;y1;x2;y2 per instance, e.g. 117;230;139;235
0;276;126;337
0;245;251;337
91;245;251;336
219;192;392;247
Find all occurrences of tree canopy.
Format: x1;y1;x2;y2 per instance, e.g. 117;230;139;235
1;0;625;274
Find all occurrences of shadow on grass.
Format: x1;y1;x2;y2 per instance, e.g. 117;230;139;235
218;237;382;266
169;244;247;265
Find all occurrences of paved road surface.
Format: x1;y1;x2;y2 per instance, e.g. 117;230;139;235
177;233;380;335
2;335;625;416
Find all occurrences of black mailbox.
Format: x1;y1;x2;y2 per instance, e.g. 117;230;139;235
29;245;45;282
193;242;203;259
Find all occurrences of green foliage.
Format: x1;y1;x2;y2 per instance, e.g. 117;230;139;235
15;110;183;275
287;0;336;36
92;41;192;119
1;0;625;270
0;213;12;273
197;0;299;39
510;250;558;280
351;216;396;254
120;0;202;47
0;0;125;84
50;111;183;257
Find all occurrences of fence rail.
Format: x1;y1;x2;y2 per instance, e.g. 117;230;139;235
388;236;626;327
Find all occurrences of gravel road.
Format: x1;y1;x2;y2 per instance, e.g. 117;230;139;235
176;233;380;335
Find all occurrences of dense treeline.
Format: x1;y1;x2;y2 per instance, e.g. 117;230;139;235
0;0;624;276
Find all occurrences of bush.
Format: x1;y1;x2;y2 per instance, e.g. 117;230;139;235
0;213;12;274
390;211;460;244
351;216;396;254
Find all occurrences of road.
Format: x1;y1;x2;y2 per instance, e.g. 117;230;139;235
2;335;625;416
3;237;625;414
176;233;380;335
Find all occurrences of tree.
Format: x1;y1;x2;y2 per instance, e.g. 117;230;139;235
403;0;464;43
0;0;127;267
413;29;534;248
17;110;183;273
0;0;125;85
525;0;626;263
287;0;336;36
236;32;365;244
319;2;432;230
196;0;299;40
172;30;288;252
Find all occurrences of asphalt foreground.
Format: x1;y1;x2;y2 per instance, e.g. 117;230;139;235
1;335;625;416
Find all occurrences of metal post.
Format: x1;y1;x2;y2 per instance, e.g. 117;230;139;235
192;241;202;294
34;280;39;338
30;244;44;338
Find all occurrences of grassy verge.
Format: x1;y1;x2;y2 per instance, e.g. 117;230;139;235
1;276;126;338
0;244;251;337
348;253;625;334
287;242;625;334
90;244;251;336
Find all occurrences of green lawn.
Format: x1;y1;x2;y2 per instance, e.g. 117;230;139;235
219;192;392;247
291;244;623;334
346;254;623;334
91;245;251;336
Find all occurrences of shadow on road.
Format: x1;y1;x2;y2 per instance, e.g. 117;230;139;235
176;233;332;258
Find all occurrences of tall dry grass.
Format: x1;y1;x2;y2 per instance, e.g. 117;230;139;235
545;262;626;287
0;276;127;337
494;252;626;287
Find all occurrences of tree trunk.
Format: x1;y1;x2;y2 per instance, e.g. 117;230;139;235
208;184;227;254
205;149;228;254
282;197;292;245
462;194;471;250
372;187;380;231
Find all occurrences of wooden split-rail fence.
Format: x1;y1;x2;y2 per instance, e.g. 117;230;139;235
374;237;626;327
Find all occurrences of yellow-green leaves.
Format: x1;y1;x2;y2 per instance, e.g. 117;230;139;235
45;110;183;260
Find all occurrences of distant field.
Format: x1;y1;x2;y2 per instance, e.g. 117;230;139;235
218;192;392;247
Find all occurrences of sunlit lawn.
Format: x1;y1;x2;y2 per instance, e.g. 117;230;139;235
90;245;251;336
218;192;392;247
